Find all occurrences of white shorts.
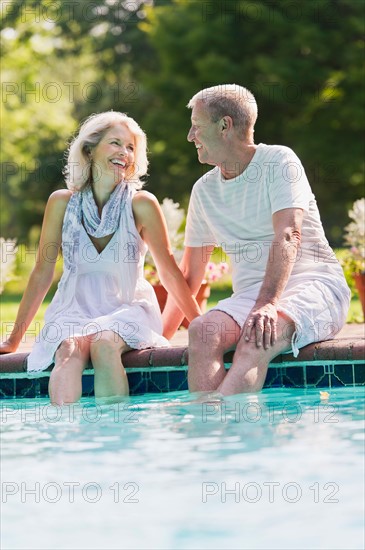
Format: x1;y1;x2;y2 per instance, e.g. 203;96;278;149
211;280;349;357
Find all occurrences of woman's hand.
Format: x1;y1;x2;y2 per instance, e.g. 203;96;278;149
0;340;18;354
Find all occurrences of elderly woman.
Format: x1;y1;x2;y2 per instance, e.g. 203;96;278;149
0;111;201;404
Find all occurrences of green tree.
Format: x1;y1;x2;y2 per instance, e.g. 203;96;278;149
1;0;364;246
1;0;152;240
139;0;365;244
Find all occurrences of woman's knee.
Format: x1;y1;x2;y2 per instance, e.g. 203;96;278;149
90;331;129;363
55;337;90;364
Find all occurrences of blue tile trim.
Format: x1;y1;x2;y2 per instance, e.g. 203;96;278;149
354;364;365;384
0;379;15;398
0;361;364;398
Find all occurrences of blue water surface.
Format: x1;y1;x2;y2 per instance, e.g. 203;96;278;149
1;387;364;550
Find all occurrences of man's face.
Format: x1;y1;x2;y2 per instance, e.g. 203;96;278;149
187;101;223;166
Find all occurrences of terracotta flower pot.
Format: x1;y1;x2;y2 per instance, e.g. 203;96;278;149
353;272;365;322
153;282;211;327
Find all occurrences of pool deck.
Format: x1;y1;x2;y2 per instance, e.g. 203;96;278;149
0;324;364;397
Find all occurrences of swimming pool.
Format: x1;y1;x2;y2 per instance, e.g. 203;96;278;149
1;387;364;550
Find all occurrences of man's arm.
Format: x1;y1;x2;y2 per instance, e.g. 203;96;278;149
162;245;214;339
242;207;304;349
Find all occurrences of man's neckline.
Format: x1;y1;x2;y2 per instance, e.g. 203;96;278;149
219;143;262;182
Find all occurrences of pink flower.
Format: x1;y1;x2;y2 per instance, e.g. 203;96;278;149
204;261;230;282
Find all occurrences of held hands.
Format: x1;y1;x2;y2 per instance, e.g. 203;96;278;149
242;303;278;350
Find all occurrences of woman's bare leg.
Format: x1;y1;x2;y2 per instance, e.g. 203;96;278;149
49;337;91;405
90;331;131;398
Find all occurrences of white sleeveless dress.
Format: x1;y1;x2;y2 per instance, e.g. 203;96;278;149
27;192;169;373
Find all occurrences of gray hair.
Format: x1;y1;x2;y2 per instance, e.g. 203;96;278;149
187;84;258;138
64;111;148;191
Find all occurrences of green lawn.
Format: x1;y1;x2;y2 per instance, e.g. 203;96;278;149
0;293;52;340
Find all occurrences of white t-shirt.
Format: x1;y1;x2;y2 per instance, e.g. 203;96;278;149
185;143;348;300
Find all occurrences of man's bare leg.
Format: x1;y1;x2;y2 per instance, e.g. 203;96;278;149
188;311;241;392
218;313;295;395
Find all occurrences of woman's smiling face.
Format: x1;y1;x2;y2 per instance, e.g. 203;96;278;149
91;124;135;185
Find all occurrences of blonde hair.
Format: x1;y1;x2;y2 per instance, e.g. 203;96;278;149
64;111;148;191
187;84;258;139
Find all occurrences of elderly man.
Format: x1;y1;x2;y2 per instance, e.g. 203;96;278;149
163;84;350;395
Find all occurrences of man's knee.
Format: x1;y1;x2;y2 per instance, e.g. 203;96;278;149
234;313;295;362
188;316;203;341
189;313;240;349
189;315;221;346
276;313;295;345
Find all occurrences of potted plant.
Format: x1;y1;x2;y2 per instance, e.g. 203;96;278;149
341;198;365;320
144;198;229;324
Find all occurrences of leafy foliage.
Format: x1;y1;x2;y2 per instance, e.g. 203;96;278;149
1;0;364;245
341;198;365;274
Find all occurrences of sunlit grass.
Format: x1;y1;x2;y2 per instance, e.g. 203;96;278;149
0;294;52;340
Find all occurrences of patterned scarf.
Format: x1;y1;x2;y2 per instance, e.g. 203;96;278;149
81;182;128;238
62;182;130;273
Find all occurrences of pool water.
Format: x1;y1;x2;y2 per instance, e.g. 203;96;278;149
1;387;364;550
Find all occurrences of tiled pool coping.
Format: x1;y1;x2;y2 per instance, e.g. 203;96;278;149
0;329;364;397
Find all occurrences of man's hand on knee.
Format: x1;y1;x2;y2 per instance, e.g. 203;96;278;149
242;303;278;350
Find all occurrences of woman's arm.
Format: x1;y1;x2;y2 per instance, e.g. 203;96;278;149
162;245;214;339
132;192;202;324
0;190;71;353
